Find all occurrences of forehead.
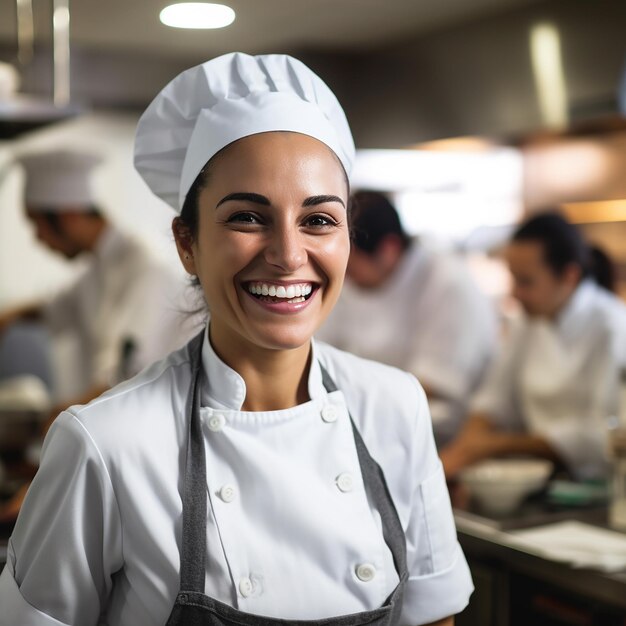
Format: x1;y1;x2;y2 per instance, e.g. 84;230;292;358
207;132;346;180
506;240;547;270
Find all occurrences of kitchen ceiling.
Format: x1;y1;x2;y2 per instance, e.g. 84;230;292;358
0;0;542;58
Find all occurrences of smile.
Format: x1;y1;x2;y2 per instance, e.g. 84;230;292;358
246;281;314;304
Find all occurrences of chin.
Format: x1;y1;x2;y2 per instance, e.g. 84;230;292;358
252;325;315;352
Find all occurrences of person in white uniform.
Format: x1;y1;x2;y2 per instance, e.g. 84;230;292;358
0;149;190;400
0;149;192;521
317;191;497;446
441;212;626;481
0;53;473;625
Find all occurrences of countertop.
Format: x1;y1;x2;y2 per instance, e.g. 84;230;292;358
454;499;626;612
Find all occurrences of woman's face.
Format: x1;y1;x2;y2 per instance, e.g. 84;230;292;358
175;132;350;356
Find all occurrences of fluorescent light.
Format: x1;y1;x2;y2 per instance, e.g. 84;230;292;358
160;3;235;29
530;22;567;128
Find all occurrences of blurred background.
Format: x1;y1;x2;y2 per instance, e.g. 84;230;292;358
1;0;626;307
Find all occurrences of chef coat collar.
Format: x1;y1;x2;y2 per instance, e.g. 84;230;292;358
555;279;595;338
200;325;326;410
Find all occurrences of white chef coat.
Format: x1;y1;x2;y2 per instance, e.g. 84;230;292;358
0;329;473;626
317;239;497;444
43;225;192;392
472;280;626;479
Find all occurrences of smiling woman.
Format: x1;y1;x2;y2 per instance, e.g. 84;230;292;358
0;53;473;626
173;132;351;378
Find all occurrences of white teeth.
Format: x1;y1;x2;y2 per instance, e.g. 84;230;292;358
247;282;314;299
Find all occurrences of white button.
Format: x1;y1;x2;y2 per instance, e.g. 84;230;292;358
208;414;226;432
219;484;237;503
356;563;376;582
239;576;253;597
336;472;354;493
321;405;338;423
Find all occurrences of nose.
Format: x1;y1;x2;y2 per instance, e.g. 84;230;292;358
264;223;307;272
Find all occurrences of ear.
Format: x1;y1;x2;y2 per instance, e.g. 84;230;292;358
172;217;197;275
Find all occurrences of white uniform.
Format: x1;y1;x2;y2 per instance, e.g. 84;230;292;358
0;330;473;625
44;225;192;391
318;240;497;444
472;280;626;479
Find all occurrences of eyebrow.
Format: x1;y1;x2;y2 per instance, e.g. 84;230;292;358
303;195;345;208
215;192;346;209
216;192;270;208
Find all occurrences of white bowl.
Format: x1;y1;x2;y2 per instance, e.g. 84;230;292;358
459;458;553;516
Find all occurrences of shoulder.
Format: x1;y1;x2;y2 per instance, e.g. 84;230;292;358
577;282;626;334
315;341;429;443
65;340;194;441
317;340;424;402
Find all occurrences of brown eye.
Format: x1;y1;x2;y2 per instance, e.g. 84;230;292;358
303;214;336;228
228;212;261;224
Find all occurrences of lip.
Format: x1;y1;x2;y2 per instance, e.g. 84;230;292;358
241;281;320;315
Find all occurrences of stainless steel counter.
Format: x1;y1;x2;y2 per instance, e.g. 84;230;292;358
455;501;626;625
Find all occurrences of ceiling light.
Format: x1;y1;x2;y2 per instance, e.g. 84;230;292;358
530;22;567;129
159;3;235;29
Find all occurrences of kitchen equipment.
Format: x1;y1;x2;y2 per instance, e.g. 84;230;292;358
0;0;80;139
0;375;49;453
608;426;626;531
459;458;554;516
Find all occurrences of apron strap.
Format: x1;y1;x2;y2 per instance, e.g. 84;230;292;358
179;330;209;592
319;364;408;580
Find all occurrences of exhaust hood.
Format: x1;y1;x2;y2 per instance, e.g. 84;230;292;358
0;94;80;140
0;0;80;140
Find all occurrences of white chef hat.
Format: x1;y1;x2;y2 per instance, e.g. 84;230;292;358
17;149;102;211
134;52;355;212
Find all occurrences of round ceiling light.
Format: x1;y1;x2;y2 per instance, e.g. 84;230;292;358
159;3;235;29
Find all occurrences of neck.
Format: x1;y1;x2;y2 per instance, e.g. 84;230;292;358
209;326;312;412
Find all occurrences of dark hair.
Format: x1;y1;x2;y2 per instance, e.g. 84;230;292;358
179;169;206;238
511;211;589;278
349;190;410;255
589;244;616;292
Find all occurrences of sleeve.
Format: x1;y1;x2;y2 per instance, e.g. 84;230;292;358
539;328;617;480
407;264;497;402
42;282;82;335
91;263;189;387
400;379;474;625
470;318;525;431
0;412;123;626
126;267;196;372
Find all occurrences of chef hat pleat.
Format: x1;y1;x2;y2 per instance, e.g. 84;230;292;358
134;52;355;213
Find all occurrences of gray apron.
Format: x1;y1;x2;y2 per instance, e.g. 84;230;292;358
165;332;408;626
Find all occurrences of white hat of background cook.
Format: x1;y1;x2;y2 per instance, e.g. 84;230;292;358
134;52;355;212
17;149;102;211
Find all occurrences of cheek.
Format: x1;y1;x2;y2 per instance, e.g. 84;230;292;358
322;232;351;272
